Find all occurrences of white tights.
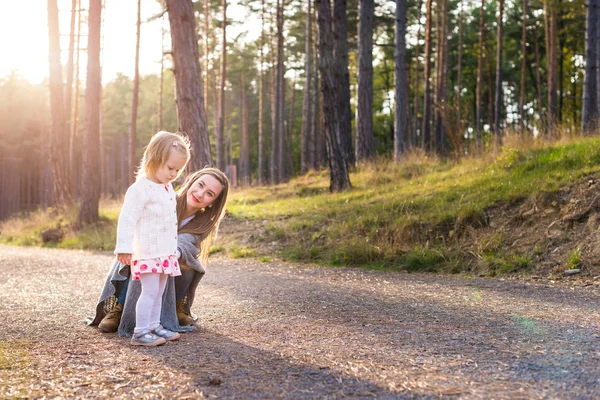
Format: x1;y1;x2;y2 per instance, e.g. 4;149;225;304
135;273;168;332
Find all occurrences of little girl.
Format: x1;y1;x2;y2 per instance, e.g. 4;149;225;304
114;131;191;346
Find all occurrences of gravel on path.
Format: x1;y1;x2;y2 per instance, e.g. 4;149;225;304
1;244;599;399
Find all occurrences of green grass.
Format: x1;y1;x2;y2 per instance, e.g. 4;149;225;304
3;136;600;275
566;247;582;270
227;137;600;273
0;200;120;251
229;246;257;258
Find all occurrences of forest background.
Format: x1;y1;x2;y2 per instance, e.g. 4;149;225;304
2;0;600;277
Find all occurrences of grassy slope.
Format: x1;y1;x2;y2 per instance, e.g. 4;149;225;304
3;137;600;273
227;137;600;271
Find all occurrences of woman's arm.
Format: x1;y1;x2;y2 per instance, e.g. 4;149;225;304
177;233;208;272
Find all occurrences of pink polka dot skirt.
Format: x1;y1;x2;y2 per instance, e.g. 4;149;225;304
131;254;181;281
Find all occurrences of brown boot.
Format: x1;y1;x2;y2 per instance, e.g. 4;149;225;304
98;303;123;333
176;300;194;326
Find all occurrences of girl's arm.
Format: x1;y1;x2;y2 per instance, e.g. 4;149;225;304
114;183;146;257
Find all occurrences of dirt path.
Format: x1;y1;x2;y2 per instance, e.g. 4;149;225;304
1;244;600;399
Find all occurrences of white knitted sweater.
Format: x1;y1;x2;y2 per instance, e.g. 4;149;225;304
114;178;178;259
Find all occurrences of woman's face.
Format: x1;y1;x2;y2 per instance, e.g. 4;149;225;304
186;174;224;212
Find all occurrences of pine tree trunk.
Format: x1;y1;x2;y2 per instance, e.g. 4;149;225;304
356;0;374;162
558;5;565;124
241;68;250;185
47;0;72;205
413;0;423;148
535;27;544;118
270;9;279;184
440;0;449;155
216;0;227;170
433;0;441;150
334;0;354;167
65;0;77;138
475;0;485;152
595;0;600;134
301;1;312;174
158;14;165;131
258;0;266;184
316;0;351;191
548;1;559;136
166;0;212;169
434;0;448;156
287;76;296;178
78;0;102;225
456;0;464;143
494;0;504;148
129;0;141;184
394;0;408;160
422;0;433;151
276;0;286;183
70;0;81;192
519;0;528;136
311;5;320;170
204;0;211;125
486;48;495;130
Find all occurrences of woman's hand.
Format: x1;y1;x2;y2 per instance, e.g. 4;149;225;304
117;253;132;265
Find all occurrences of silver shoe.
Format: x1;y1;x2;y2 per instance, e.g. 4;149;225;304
130;329;166;346
153;324;180;341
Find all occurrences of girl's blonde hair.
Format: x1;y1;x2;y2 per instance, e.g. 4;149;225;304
176;167;230;266
136;131;191;181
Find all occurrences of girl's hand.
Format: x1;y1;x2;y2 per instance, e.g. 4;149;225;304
117;253;132;265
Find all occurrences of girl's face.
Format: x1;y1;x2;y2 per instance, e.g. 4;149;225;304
153;151;188;184
186;174;224;212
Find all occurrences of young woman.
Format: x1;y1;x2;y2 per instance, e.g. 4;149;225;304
89;167;230;338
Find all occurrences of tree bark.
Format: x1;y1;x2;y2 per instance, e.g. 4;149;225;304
240;67;250;185
534;25;544;119
316;0;351;191
70;0;82;193
276;0;286;182
494;0;504;148
258;0;266;184
456;0;464;143
128;0;141;184
286;76;296;178
166;0;212;170
421;0;433;151
158;14;165;131
413;0;423;148
544;0;558;136
585;0;600;133
65;0;77;138
270;8;279;184
78;0;102;225
311;5;320;169
356;0;374;162
549;3;559;135
47;0;72;205
434;0;448;156
475;0;485;152
394;0;408;160
216;0;227;170
334;0;354;167
519;0;528;136
486;47;495;130
204;0;210;125
301;0;312;174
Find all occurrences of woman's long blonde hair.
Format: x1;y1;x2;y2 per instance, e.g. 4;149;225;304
175;168;229;266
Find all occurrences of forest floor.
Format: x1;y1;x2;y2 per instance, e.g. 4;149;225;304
1;244;600;399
